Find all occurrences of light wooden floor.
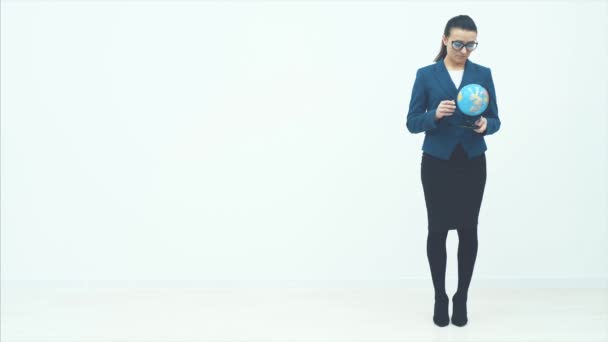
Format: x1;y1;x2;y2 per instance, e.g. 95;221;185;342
2;288;607;342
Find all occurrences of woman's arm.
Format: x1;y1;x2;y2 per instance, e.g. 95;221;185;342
406;69;441;134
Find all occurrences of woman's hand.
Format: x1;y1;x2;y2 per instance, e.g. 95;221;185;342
473;116;487;133
435;100;456;120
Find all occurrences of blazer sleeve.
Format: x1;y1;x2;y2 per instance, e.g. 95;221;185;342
406;68;440;134
477;68;501;136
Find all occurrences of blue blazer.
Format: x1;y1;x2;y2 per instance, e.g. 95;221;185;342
406;58;501;160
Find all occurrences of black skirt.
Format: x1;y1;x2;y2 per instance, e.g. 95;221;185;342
420;143;486;232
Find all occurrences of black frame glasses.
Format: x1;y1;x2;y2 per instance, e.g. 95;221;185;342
451;40;478;51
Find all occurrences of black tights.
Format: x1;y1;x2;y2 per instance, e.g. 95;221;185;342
427;227;478;300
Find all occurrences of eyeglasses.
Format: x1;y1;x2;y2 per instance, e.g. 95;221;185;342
451;40;478;51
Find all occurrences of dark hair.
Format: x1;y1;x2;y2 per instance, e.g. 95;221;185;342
433;15;478;62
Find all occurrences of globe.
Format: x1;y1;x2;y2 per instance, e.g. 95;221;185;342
457;83;489;116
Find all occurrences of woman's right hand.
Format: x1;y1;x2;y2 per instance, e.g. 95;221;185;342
435;100;456;120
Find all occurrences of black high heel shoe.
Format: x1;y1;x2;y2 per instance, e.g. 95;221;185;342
433;293;449;327
451;292;468;327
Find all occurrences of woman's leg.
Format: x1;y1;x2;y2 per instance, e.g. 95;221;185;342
452;226;479;326
451;154;485;326
427;229;449;326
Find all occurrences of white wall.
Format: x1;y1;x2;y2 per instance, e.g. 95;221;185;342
1;0;606;289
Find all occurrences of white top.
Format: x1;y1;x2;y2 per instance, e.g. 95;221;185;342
447;69;464;89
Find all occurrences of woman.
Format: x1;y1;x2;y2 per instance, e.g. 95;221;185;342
406;15;501;327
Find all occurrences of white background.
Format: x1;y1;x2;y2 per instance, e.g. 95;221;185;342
2;0;607;289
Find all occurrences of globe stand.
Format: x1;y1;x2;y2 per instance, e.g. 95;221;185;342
449;115;481;129
451;124;481;129
451;122;481;129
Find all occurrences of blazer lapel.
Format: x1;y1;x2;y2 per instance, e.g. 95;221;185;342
433;58;474;101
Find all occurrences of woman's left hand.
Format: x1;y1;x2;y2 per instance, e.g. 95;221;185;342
473;116;487;134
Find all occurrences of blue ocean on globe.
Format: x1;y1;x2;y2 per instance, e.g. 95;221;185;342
457;83;489;116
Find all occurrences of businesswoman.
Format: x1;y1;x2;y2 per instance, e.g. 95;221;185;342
406;15;501;328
